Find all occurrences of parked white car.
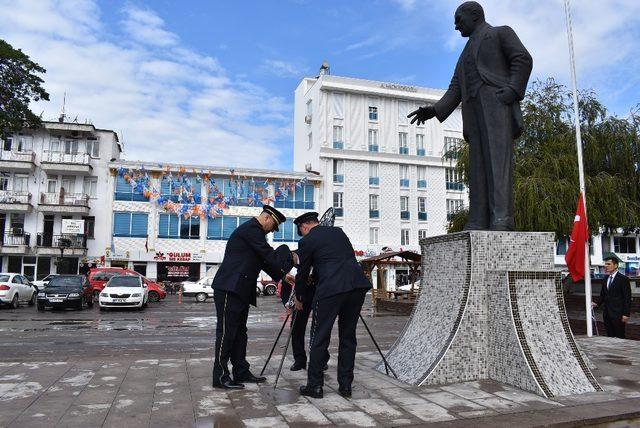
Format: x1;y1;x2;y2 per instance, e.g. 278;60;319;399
0;273;37;309
182;277;214;302
32;274;59;290
99;275;148;311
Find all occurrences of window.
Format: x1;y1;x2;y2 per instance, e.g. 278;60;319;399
368;106;378;121
85;140;99;158
333;192;343;217
400;196;410;220
418;197;427;221
61;176;75;193
159;214;200;239
398;101;408;124
556;237;569;255
447;199;464;221
64;139;78;155
115;175;147;201
399;165;409;187
0;174;8;191
446;167;464;191
444;137;463;159
416;134;425;156
308;133;313;150
401;229;410;246
274;183;314;209
16;136;33;152
333;159;344;183
368;129;378;152
83;177;98;198
418;230;428;240
332;93;344;118
399;132;408;154
614;236;637;253
13;175;28;192
370;227;379;245
2;137;12;151
417;166;427;188
47;176;57;193
207;216;245;240
369;195;379;218
113;212;148;237
273;218;299;242
84;216;95;239
306;100;313;116
49;138;61;152
369;162;379;186
333;126;344;149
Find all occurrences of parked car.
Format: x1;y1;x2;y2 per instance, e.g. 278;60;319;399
88;268;166;302
0;273;37;309
37;275;93;311
32;274;59;291
99;275;148;311
257;277;278;296
182;277;214;302
397;280;421;292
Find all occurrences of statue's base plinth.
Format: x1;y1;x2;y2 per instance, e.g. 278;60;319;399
377;231;601;398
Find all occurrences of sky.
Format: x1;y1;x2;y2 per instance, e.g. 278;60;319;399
1;0;639;170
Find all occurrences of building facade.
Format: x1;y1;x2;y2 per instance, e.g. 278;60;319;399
293;74;468;257
0;121;121;279
105;161;320;282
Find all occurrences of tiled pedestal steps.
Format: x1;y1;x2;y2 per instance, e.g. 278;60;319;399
377;231;602;398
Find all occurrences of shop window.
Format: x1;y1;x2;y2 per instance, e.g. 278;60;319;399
614;236;636;254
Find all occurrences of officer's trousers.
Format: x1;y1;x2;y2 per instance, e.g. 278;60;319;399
212;290;251;384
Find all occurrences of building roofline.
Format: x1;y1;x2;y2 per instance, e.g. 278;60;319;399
110;160;323;181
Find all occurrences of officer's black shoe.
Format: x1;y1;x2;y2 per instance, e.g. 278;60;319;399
299;385;323;398
212;379;245;389
338;387;352;398
290;360;306;371
235;373;267;383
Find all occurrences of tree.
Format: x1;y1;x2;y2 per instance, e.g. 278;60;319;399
0;39;49;138
446;78;640;238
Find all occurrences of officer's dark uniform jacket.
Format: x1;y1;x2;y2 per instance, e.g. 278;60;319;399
295;225;371;303
212;218;291;306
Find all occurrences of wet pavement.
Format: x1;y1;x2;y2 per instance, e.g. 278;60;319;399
0;294;639;427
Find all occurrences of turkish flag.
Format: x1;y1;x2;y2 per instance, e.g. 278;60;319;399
565;193;589;282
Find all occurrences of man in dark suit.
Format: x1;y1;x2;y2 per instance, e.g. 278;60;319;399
212;206;295;389
593;255;632;339
408;1;532;231
294;214;372;399
279;212;329;372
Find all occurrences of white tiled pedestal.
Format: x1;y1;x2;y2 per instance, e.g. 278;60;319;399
377;231;602;398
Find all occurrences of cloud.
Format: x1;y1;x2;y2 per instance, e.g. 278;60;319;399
390;0;417;11
0;0;293;168
260;59;308;78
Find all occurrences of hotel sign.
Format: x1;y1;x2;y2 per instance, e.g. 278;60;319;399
380;83;418;93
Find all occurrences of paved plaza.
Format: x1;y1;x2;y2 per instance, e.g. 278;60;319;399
0;295;639;427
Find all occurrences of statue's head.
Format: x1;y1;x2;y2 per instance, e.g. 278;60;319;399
454;1;485;37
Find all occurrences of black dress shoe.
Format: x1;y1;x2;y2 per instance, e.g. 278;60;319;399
212;379;245;389
338;387;352;398
299;385;323;398
235;373;267;383
290;361;306;371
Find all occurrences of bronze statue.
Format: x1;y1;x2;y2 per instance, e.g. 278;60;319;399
409;1;532;231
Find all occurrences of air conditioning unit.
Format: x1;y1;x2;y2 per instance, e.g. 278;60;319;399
304;115;312;124
13;227;23;236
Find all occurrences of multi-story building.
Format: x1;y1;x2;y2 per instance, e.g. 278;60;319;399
0;120;121;279
105;161;319;282
293;71;467;257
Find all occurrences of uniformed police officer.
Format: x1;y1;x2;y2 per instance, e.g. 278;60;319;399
212;205;295;389
279;212;328;372
294;213;372;399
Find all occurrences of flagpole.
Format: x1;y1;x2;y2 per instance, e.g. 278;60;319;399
564;0;592;337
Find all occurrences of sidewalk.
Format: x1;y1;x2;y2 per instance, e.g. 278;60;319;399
1;336;639;427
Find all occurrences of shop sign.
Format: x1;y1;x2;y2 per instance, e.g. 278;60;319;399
154;251;204;262
62;219;84;234
623;255;640;262
192;253;204;262
166;265;191;278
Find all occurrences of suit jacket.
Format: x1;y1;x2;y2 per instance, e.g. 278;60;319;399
212;218;292;306
295;226;371;303
433;22;533;139
597;272;632;319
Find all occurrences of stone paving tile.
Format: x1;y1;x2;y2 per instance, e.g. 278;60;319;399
325;410;378;426
376;386;429;406
57;403;112;427
470;396;527;413
242;415;289;428
440;382;496;400
401;401;456;423
421;391;487;412
150;401;196;427
276;402;332;425
102;392;154;428
306;392;355;412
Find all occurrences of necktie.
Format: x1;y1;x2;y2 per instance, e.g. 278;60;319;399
607;276;613;290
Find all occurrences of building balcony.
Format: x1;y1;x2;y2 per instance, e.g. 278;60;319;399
446;182;465;191
39;192;90;215
417;180;427;188
333;174;344;183
40;150;92;175
0;150;36;173
416;149;426;156
400;211;410;220
0;191;33;213
0;232;31;255
369;177;379;186
418;212;428;221
35;233;87;256
399;147;409;155
333;141;344;149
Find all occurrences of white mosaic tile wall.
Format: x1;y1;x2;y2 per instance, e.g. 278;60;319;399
377;231;602;398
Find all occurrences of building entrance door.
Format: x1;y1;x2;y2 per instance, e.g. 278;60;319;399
43;215;54;247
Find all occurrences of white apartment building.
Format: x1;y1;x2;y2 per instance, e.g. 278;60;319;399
293;72;468;257
105;161;320;282
0;121;121;279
